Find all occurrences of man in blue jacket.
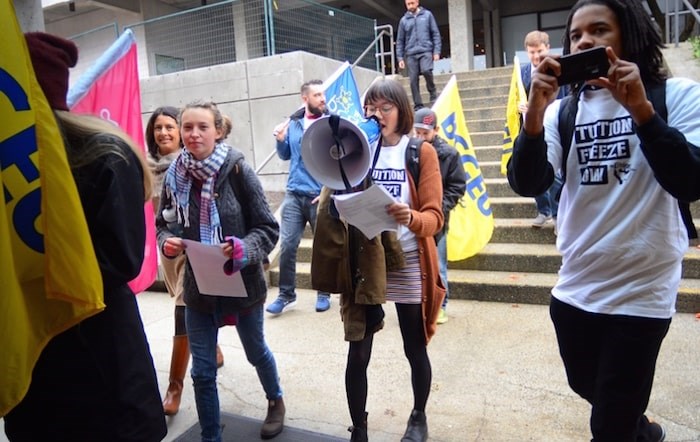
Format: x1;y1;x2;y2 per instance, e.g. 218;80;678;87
267;80;331;315
397;0;441;111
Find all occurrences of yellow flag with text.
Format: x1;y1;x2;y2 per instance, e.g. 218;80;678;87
501;57;527;175
0;1;103;415
432;76;494;260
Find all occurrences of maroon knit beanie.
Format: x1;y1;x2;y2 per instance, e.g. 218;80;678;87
24;32;78;111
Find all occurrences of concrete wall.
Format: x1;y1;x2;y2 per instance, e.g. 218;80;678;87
140;51;381;192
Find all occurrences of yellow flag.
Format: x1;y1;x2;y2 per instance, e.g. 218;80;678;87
1;2;104;415
432;76;494;260
501;56;527;175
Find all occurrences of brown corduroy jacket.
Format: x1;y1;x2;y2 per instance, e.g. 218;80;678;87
311;141;445;343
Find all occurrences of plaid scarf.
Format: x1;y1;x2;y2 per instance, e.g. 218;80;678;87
164;143;229;244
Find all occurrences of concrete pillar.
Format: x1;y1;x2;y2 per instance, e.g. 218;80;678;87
492;8;502;66
448;0;474;72
13;0;44;32
233;1;249;61
483;8;493;68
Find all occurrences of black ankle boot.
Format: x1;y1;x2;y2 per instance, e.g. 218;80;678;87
347;412;368;442
401;409;427;442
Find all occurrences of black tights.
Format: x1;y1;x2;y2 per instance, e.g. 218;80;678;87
345;303;431;426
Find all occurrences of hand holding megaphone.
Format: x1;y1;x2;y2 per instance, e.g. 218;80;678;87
301;115;380;190
272;118;290;142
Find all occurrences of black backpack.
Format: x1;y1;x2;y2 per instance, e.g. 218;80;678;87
556;81;667;194
405;137;423;186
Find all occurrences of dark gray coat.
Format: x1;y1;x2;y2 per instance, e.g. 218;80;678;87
156;148;279;314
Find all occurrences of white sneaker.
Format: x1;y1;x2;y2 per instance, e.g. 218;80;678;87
532;213;552;228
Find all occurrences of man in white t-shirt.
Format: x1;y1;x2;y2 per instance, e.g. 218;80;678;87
507;1;700;440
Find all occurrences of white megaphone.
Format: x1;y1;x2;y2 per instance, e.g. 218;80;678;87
301;115;380;190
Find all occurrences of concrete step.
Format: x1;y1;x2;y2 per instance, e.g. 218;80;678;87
292;235;700;278
400;73;511;92
478;160;503;177
483;177;520;198
268;264;700;313
473;144;505;162
465;106;507;121
490;197;542;219
470;132;504;149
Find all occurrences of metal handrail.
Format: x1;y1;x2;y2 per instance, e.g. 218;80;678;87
352;24;395;75
666;0;700;46
255;149;278;175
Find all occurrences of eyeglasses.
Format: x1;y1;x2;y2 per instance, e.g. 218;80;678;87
364;104;395;116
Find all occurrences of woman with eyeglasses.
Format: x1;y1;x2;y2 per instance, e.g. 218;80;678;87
312;78;445;442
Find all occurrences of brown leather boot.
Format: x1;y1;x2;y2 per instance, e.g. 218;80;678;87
216;344;224;369
162;335;189;416
260;397;285;439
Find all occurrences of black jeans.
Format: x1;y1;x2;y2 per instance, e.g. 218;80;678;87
549;297;671;441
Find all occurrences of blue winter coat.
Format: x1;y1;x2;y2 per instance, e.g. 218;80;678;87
396;7;441;60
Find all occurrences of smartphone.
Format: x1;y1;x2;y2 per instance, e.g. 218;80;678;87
550;46;610;86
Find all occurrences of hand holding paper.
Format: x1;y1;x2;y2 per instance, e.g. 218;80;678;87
181;239;248;297
331;184;399;239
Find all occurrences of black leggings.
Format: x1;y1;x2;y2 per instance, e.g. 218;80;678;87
345;303;431;426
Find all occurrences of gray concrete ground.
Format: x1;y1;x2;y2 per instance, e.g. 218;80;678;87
140;290;700;441
1;292;699;441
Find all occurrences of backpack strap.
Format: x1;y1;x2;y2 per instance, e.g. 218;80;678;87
405;137;422;187
228;158;244;201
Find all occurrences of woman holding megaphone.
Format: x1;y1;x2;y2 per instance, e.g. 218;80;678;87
311;78;445;442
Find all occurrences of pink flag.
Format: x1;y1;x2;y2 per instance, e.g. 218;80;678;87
68;29;157;294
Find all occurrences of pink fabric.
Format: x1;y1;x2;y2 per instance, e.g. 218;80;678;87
71;44;157;294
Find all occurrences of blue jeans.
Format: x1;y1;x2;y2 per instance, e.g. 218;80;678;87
278;191;329;300
534;175;563;217
186;303;282;442
437;233;449;308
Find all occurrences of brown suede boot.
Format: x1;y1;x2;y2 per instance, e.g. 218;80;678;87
162;335;189;416
260;397;285;439
216;344;224;369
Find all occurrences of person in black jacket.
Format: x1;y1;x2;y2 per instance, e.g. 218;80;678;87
5;32;167;442
413;108;466;324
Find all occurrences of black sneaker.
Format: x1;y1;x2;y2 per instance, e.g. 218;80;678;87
647;421;666;442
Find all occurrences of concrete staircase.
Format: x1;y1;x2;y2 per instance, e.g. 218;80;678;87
268;67;700;313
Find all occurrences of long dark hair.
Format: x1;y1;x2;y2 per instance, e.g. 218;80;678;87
563;0;667;93
145;106;180;158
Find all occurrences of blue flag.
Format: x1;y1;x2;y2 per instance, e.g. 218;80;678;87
323;62;364;124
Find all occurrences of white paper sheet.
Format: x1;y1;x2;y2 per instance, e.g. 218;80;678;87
331;184;399;239
182;239;248;297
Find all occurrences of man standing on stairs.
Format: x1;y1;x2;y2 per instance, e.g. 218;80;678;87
267;80;332;315
397;0;441;111
519;30;565;230
413;108;466;324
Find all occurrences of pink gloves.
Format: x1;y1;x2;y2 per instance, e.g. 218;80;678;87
223;235;248;275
